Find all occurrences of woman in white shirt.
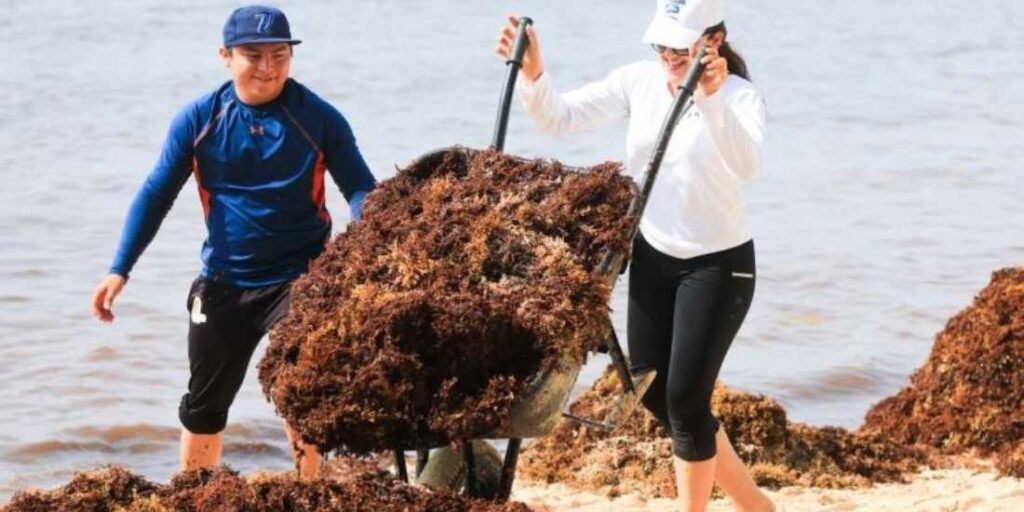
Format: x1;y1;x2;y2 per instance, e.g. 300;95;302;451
496;1;774;510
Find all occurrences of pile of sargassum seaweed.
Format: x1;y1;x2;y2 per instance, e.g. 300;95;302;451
520;267;1024;498
863;267;1024;477
519;369;927;498
3;466;532;512
259;148;636;455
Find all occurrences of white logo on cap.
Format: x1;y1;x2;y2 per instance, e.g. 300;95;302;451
665;0;686;15
254;13;275;33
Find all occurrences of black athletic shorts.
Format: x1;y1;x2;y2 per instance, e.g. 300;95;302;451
178;276;292;434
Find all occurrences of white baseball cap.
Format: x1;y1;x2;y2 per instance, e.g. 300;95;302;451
642;0;724;49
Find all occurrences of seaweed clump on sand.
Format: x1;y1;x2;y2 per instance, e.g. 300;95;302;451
4;466;534;512
155;467;534;512
863;267;1024;477
518;368;926;498
3;465;157;511
995;444;1024;479
259;148;636;455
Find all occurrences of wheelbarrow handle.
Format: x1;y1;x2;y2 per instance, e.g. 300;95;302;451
597;44;710;280
624;44;709;242
492;16;534;153
595;45;710;395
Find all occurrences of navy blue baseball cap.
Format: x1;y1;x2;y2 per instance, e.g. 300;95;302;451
222;5;302;48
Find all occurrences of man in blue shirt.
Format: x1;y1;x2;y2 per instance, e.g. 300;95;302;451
90;5;376;479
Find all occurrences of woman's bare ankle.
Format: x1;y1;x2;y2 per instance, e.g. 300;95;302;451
734;492;775;512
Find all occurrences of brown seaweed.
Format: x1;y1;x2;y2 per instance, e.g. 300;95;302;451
3;465;157;512
3;466;534;512
518;268;1024;495
518;368;926;498
995;444;1024;479
259;149;636;455
862;267;1024;477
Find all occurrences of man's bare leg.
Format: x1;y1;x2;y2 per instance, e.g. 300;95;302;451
285;424;322;480
180;429;223;471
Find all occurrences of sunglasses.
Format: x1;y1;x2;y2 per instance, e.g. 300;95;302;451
650;44;690;57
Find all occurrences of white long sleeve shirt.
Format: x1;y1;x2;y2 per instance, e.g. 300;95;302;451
518;60;766;259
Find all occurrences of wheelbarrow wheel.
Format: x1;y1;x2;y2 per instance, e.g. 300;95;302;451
415;440;503;499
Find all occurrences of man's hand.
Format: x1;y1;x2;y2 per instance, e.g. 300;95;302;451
495;14;545;82
92;274;127;323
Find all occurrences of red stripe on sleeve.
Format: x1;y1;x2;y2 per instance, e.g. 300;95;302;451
312;151;330;223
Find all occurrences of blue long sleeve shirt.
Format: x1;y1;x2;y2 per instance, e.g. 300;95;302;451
109;79;377;287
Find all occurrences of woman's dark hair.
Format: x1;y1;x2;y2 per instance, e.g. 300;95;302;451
703;22;750;81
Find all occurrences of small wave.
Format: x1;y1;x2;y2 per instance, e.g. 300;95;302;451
223;442;288;458
4;423;276;464
128;442;170;455
772;366;889;402
57;422;284;446
62;424;178;444
85;346;119;362
821;369;877;391
6;425;184;463
223;421;287;441
6;441;114;462
781;311;830;327
3;268;46;278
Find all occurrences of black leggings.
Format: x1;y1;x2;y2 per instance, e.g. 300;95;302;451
627;235;756;461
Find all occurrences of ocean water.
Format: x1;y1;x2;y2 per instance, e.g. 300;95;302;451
1;0;1022;498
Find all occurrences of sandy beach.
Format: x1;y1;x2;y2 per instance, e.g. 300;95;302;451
6;460;1023;511
514;466;1024;512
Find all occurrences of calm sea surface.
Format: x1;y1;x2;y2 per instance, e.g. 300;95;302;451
1;0;1022;498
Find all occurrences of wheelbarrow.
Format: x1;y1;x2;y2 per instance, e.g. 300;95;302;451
384;17;711;501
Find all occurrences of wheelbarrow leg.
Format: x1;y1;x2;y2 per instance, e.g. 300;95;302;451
604;318;636;394
462;441;478;497
393;448;408;483
415;449;430;478
497;438;521;501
